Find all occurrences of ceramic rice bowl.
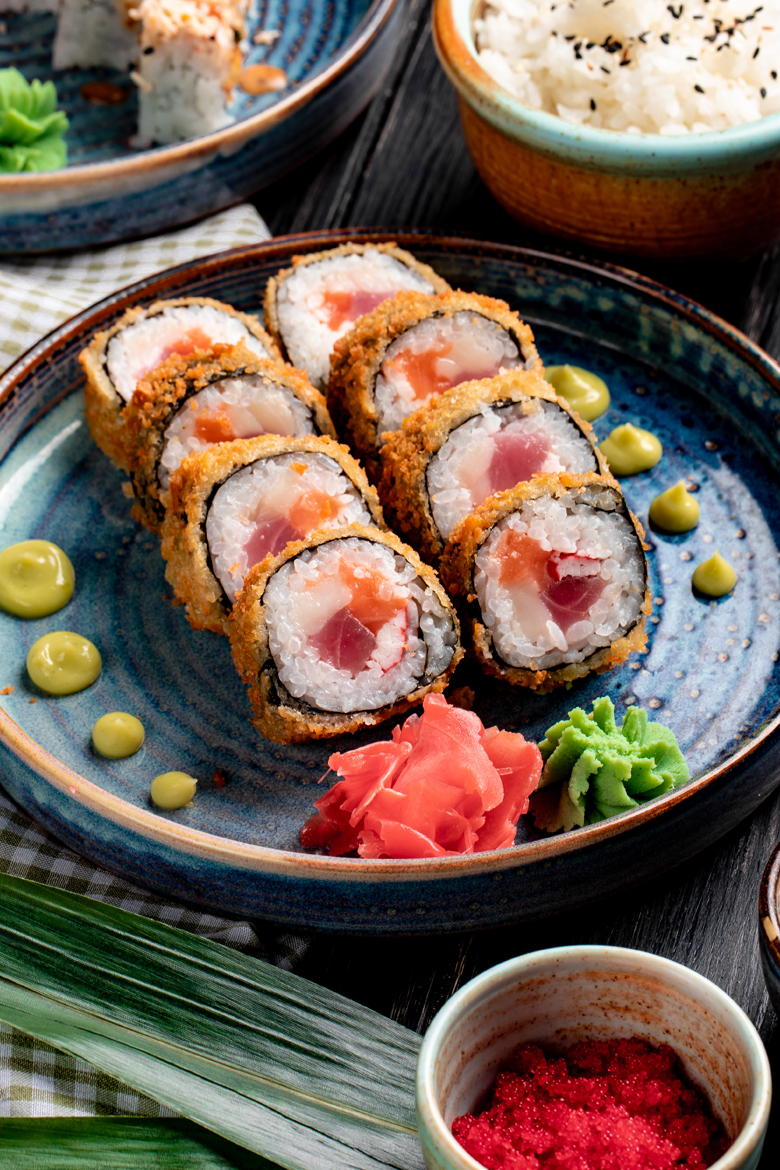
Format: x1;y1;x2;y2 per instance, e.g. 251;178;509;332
433;0;780;259
416;946;771;1170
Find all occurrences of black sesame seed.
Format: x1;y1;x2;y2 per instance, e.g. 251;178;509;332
772;70;778;79
753;46;760;56
667;2;683;16
686;54;697;59
619;58;631;65
590;98;596;109
601;65;611;73
586;41;595;49
695;84;705;92
660;32;670;43
761;87;768;97
143;45;154;53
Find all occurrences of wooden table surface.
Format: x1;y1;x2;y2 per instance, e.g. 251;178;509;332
257;2;780;1163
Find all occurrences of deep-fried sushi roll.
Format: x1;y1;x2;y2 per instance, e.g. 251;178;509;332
263;243;450;391
161;435;384;634
440;475;650;692
380;369;612;562
81;297;280;470
124;344;334;532
328;291;542;471
230;525;463;742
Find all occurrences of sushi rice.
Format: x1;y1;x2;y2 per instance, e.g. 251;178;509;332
230;524;462;742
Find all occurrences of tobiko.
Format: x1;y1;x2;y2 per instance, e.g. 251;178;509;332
300;693;542;858
453;1038;729;1170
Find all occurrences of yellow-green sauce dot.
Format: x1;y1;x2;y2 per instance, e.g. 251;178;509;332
544;365;611;421
692;552;737;598
649;481;700;533
93;712;145;758
27;631;101;695
0;540;74;618
151;772;197;810
599;423;662;476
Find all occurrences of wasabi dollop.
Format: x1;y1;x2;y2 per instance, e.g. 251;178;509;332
529;695;689;833
599;424;662;476
27;631;101;695
649;481;700;533
0;540;74;617
692;552;736;598
93;712;145;759
544;365;610;422
151;772;197;810
0;68;68;174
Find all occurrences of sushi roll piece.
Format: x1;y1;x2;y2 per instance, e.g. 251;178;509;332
263;243;450;391
133;0;246;146
380;369;612;562
161;435;384;635
81;296;280;472
328;291;542;473
230;525;463;742
53;0;138;71
440;475;650;692
124;344;335;532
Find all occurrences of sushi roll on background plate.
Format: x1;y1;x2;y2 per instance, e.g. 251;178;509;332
81;297;280;471
263;243;450;392
441;474;650;692
230;525;463;742
327;290;542;473
124;344;334;532
161;435;384;634
380;369;611;562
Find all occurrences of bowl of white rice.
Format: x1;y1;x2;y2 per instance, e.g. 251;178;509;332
433;0;780;257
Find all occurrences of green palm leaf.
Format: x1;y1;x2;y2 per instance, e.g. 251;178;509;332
0;1117;277;1169
0;874;423;1170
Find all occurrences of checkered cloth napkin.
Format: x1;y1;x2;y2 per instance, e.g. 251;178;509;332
0;206;310;1118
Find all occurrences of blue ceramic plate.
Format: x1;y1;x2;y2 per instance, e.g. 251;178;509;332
0;0;402;252
1;231;780;933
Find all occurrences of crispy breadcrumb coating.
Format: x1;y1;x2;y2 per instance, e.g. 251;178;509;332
229;523;463;742
123;343;334;532
80;297;280;472
326;290;543;476
439;474;650;692
161;435;384;636
379;368;613;563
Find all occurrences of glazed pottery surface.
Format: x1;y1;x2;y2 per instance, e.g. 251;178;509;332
0;0;401;252
2;230;780;932
433;0;780;258
759;840;780;1017
416;947;772;1170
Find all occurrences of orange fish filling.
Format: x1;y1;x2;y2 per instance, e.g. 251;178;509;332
193;409;236;443
496;529;606;635
383;342;454;403
319;289;396;331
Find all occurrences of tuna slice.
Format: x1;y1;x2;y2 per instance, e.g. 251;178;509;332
311;607;378;677
243;517;298;567
299;693;543;858
486;431;549;495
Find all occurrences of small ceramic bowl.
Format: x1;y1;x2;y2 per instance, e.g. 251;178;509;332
432;0;780;259
416;946;771;1170
759;840;780;1017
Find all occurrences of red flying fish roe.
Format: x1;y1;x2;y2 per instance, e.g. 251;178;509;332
452;1039;729;1170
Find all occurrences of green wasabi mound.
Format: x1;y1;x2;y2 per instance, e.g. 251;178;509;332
0;68;68;174
529;695;689;833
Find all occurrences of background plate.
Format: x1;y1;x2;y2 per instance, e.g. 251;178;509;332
1;230;780;933
0;0;401;251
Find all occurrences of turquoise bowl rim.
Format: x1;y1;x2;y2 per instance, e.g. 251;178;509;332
434;0;780;176
415;945;772;1170
0;0;399;194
